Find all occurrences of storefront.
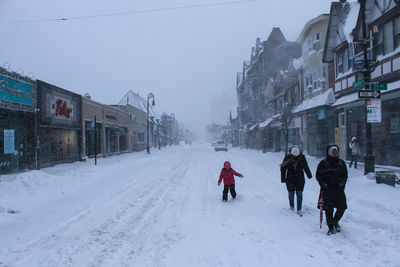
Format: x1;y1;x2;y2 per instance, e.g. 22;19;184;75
306;106;335;158
37;80;82;168
337;89;400;166
82;97;130;158
0;69;36;173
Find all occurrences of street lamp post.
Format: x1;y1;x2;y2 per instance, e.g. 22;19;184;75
169;113;175;146
147;93;155;154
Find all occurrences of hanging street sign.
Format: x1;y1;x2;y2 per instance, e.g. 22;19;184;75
352;49;373;71
353;79;365;88
370;83;387;90
358;90;381;99
366;99;381;123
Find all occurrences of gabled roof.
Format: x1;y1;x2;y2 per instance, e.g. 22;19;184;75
297;14;329;44
118;90;160;119
323;2;354;63
266;27;286;44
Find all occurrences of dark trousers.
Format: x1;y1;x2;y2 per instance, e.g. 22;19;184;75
289;191;303;210
223;184;236;201
349;154;358;168
325;207;345;229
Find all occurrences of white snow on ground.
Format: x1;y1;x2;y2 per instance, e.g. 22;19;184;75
0;144;399;267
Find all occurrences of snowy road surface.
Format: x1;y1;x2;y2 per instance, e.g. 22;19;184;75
1;144;399;267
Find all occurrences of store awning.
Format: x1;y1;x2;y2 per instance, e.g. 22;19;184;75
259;118;273;128
248;122;259;131
293;89;334;113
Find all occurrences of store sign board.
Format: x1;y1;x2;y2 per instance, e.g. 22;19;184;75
4;129;15;154
49;96;74;120
38;80;82;129
0;74;32;105
366;99;381;123
317;107;327;120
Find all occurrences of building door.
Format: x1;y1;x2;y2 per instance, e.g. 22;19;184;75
337;112;346;159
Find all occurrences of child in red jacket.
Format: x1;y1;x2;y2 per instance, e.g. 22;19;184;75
218;161;244;202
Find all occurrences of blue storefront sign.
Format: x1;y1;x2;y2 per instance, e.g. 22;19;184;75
317;107;327;120
0;74;32;105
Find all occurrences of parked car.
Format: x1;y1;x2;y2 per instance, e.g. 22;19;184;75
214;141;227;152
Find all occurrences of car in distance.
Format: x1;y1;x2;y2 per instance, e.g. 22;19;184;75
214;141;227;152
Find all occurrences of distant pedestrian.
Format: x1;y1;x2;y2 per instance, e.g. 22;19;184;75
262;138;267;153
316;144;348;235
349;137;360;169
218;161;244;202
280;145;312;216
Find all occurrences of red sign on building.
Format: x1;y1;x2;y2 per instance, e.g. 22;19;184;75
55;99;72;119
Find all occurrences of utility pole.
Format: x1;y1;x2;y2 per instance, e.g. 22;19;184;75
94;116;97;165
146;93;155;154
359;0;375;174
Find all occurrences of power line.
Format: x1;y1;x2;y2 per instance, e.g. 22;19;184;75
0;0;262;24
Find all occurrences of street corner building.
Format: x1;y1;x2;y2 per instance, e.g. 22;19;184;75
0;67;37;174
36;80;82;168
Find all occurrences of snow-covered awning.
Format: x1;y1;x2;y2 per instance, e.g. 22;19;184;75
332;92;358;107
259;118;273;128
248;122;259;131
293;89;334;113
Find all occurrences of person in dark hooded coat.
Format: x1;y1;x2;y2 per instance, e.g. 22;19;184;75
280;145;312;216
316;144;348;235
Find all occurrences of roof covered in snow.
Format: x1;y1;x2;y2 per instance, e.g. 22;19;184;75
343;1;360;44
297;14;329;44
323;2;353;63
118;90;160;119
293;89;335;113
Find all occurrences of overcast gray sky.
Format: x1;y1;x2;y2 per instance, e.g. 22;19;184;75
0;0;333;135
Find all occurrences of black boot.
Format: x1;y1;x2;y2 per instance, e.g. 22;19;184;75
334;224;341;233
327;226;335;235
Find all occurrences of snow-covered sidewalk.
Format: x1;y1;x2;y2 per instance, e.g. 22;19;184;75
0;144;399;267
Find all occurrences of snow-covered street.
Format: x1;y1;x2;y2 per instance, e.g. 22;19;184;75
1;144;399;267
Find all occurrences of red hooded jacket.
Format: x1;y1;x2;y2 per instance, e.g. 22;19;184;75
218;168;243;185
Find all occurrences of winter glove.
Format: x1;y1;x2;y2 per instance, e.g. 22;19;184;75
281;178;286;183
218;182;221;186
321;183;329;190
240;174;244;178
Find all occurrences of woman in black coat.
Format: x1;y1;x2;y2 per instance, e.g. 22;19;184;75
316;144;348;235
281;146;312;216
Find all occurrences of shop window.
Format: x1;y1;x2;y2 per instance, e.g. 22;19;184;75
351;123;358;136
390;117;400;133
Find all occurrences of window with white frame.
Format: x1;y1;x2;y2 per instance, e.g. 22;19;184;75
374;16;400;57
336;46;351;76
